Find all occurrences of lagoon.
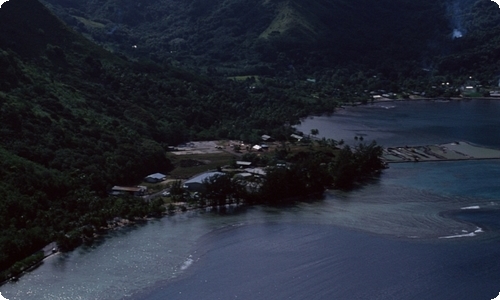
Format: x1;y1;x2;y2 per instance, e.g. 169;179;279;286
295;99;500;147
2;99;500;299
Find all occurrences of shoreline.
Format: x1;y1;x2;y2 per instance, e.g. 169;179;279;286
4;97;498;287
0;201;246;286
383;141;500;163
333;96;499;113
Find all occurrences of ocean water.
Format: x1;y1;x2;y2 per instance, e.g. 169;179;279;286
295;99;500;147
2;99;500;300
134;223;500;300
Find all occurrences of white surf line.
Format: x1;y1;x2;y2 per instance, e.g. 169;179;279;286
460;206;480;210
439;227;483;239
180;255;194;271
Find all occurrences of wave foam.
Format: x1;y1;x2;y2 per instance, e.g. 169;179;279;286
461;206;480;210
180;257;194;271
439;227;483;239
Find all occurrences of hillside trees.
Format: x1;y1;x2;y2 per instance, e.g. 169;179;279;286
201;173;246;207
257;142;384;204
0;5;346;278
329;142;384;189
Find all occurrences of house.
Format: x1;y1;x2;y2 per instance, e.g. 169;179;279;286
252;145;263;151
245;168;266;177
261;135;272;141
234;172;253;179
110;186;147;196
236;161;252;168
144;173;167;183
183;171;225;192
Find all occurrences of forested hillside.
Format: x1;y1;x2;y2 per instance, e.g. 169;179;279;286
41;0;500;89
1;0;500;282
41;0;449;75
0;0;337;279
439;0;500;81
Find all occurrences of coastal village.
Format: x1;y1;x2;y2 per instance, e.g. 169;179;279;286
109;77;500;207
110;130;500;212
109;138;284;210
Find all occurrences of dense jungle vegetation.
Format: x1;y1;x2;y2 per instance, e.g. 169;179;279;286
1;0;500;281
0;0;336;279
42;0;500;86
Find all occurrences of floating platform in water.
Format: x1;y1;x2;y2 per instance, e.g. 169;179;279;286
383;141;500;163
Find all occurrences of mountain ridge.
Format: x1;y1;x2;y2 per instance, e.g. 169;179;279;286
42;0;491;79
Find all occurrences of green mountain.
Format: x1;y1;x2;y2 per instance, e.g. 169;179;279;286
0;0;336;278
0;0;171;275
41;0;500;82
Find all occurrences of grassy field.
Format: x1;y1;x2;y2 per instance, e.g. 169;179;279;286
165;139;340;180
167;151;237;179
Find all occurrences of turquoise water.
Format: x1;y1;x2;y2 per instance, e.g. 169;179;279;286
2;100;500;299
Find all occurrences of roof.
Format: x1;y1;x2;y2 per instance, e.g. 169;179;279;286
245;168;266;176
145;173;166;179
111;186;143;192
184;171;225;185
236;161;252;166
234;172;253;178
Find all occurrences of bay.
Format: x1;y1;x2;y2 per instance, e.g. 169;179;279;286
295;99;500;147
2;99;500;300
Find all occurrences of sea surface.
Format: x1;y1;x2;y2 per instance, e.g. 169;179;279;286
296;99;500;147
2;99;500;300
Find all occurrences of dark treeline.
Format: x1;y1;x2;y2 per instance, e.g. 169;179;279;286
199;141;385;207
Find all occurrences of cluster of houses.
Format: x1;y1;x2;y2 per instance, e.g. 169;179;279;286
110;166;268;197
231;135;273;152
182;166;267;193
109;133;302;198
